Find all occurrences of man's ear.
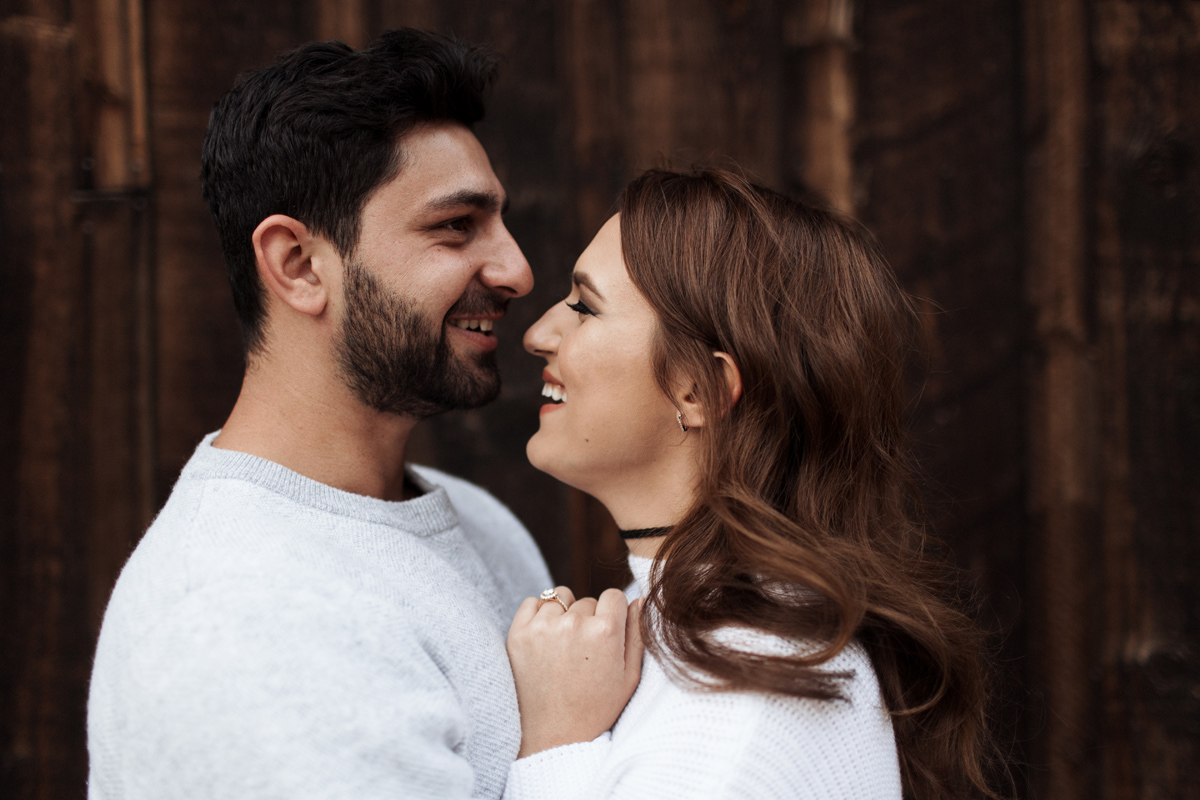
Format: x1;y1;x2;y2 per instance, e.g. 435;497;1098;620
252;214;331;317
675;351;743;430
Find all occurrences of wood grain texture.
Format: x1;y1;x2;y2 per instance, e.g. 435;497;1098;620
1;7;152;798
3;17;86;797
783;0;854;211
1093;3;1200;797
1023;1;1099;797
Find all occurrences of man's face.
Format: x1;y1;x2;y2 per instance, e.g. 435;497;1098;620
334;122;532;419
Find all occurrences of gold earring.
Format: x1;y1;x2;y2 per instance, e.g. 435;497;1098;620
676;412;689;433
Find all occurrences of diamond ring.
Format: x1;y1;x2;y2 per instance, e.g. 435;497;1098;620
537;588;570;613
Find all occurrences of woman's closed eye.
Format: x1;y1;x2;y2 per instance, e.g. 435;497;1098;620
566;298;594;316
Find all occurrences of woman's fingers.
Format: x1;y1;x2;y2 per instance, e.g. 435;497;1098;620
506;585;645;757
594;589;643;678
594;587;629;621
510;596;542;630
624;598;645;676
533;585;576;616
565;596;598;616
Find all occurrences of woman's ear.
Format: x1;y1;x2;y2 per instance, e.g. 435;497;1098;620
252;214;331;317
714;351;743;408
675;352;743;431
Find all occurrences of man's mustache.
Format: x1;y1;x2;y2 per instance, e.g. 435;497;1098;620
446;288;509;319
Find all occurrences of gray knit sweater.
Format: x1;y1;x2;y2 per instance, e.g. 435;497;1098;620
88;432;552;799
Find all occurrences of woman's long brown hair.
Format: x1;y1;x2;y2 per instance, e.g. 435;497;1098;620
620;169;1004;799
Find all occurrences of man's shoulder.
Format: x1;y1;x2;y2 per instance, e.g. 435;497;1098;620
410;465;524;536
135;467;329;570
113;466;397;626
410;464;552;592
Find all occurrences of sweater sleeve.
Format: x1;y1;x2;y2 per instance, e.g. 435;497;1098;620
89;579;477;800
500;646;901;800
503;735;613;800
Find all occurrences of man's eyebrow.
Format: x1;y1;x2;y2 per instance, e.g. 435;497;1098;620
572;271;606;302
423;189;507;214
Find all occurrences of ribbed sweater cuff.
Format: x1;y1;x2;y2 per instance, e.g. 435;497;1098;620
504;733;612;800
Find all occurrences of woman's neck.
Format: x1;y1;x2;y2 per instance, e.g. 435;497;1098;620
588;453;698;561
609;501;685;560
625;535;666;560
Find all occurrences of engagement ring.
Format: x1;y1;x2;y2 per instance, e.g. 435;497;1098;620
537;588;570;612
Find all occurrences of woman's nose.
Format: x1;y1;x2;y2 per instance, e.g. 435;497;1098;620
524;303;563;357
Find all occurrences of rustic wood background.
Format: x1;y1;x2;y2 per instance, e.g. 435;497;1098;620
2;0;1197;797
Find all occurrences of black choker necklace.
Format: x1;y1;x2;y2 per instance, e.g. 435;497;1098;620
618;526;672;540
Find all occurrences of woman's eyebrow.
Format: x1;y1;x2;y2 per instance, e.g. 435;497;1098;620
571;271;606;301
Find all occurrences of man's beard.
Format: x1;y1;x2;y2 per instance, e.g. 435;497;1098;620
335;259;505;419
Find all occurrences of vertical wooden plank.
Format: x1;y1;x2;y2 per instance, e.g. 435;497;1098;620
1094;148;1139;800
376;0;440;31
1092;4;1200;798
0;13;87;799
1022;1;1100;797
80;195;155;629
0;33;37;792
72;0;158;622
622;0;783;183
317;0;367;46
783;0;855;211
564;0;624;236
623;0;677;170
1023;1;1098;798
79;0;152;189
2;0;156;794
712;1;785;188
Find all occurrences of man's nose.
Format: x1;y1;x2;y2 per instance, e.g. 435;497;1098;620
480;221;534;298
523;303;562;357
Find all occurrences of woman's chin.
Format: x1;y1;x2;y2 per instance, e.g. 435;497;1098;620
525;432;557;478
526;434;588;493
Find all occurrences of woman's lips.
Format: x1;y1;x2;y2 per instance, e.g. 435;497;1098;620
540;369;566;415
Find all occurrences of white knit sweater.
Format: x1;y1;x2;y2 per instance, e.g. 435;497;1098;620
505;554;902;800
88;432;552;800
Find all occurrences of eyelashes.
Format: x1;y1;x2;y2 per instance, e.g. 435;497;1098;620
566;298;594;316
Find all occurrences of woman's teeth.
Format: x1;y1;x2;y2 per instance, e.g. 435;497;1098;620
450;318;494;332
541;383;567;403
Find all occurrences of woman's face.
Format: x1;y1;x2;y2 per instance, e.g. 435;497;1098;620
524;215;685;498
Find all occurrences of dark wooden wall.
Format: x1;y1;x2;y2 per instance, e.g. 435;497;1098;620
2;1;1196;798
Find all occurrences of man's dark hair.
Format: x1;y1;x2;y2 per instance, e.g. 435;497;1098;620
200;29;498;354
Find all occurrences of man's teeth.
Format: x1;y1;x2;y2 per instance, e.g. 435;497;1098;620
451;318;494;332
541;382;567;403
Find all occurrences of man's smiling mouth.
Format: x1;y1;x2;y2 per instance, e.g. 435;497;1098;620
449;318;494;333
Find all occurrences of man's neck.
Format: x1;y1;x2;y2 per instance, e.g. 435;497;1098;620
214;362;420;502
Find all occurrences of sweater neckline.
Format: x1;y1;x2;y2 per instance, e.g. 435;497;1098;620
628;553;653;597
183;431;460;535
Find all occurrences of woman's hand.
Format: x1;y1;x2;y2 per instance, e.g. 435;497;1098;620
507;586;644;758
